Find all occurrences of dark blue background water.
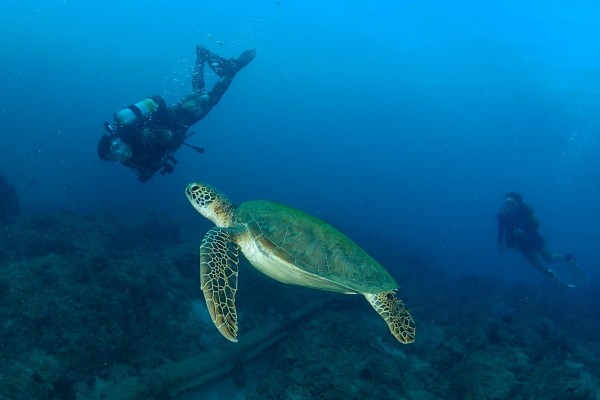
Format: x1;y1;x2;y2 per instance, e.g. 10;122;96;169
2;0;599;283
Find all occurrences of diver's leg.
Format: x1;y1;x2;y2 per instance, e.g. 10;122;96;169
197;45;256;78
198;45;235;77
203;76;232;109
172;76;237;126
234;49;257;72
193;46;207;95
541;249;588;285
539;248;564;263
179;46;256;125
203;49;256;107
567;257;589;285
524;251;560;282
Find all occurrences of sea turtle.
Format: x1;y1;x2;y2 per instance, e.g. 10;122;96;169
185;182;416;344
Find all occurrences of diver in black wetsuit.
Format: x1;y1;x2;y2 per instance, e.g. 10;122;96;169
497;192;586;286
98;45;256;182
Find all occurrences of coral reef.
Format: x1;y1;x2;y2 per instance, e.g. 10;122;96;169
0;210;204;399
247;272;600;400
1;212;599;399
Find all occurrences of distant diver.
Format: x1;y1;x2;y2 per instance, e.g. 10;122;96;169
98;45;256;182
497;192;588;287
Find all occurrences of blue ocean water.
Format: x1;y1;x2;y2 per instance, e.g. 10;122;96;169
0;0;600;399
2;0;597;283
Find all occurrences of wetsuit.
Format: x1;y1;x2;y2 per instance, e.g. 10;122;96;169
497;202;545;252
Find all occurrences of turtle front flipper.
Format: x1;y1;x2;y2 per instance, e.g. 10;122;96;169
200;227;241;342
365;291;416;344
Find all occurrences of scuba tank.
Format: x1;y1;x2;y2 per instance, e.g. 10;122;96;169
113;96;166;126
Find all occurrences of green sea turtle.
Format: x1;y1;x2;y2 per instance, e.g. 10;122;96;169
185;182;416;344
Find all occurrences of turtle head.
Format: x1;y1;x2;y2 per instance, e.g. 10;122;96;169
185;182;234;227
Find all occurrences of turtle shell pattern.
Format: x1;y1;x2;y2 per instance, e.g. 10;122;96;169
235;200;398;294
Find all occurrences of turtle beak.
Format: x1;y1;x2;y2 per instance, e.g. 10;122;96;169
185;183;211;210
185;182;234;227
185;182;221;225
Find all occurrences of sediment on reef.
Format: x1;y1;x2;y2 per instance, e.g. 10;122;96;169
0;210;325;399
80;303;321;400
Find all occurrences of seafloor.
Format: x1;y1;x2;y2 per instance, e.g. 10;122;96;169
0;211;598;399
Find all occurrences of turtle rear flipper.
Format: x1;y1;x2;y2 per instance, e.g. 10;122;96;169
365;291;416;344
200;227;241;342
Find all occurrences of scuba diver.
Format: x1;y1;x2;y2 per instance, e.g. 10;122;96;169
497;192;587;287
98;45;256;182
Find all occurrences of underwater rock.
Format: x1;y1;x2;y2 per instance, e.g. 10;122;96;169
0;210;203;398
2;211;600;399
447;350;517;399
